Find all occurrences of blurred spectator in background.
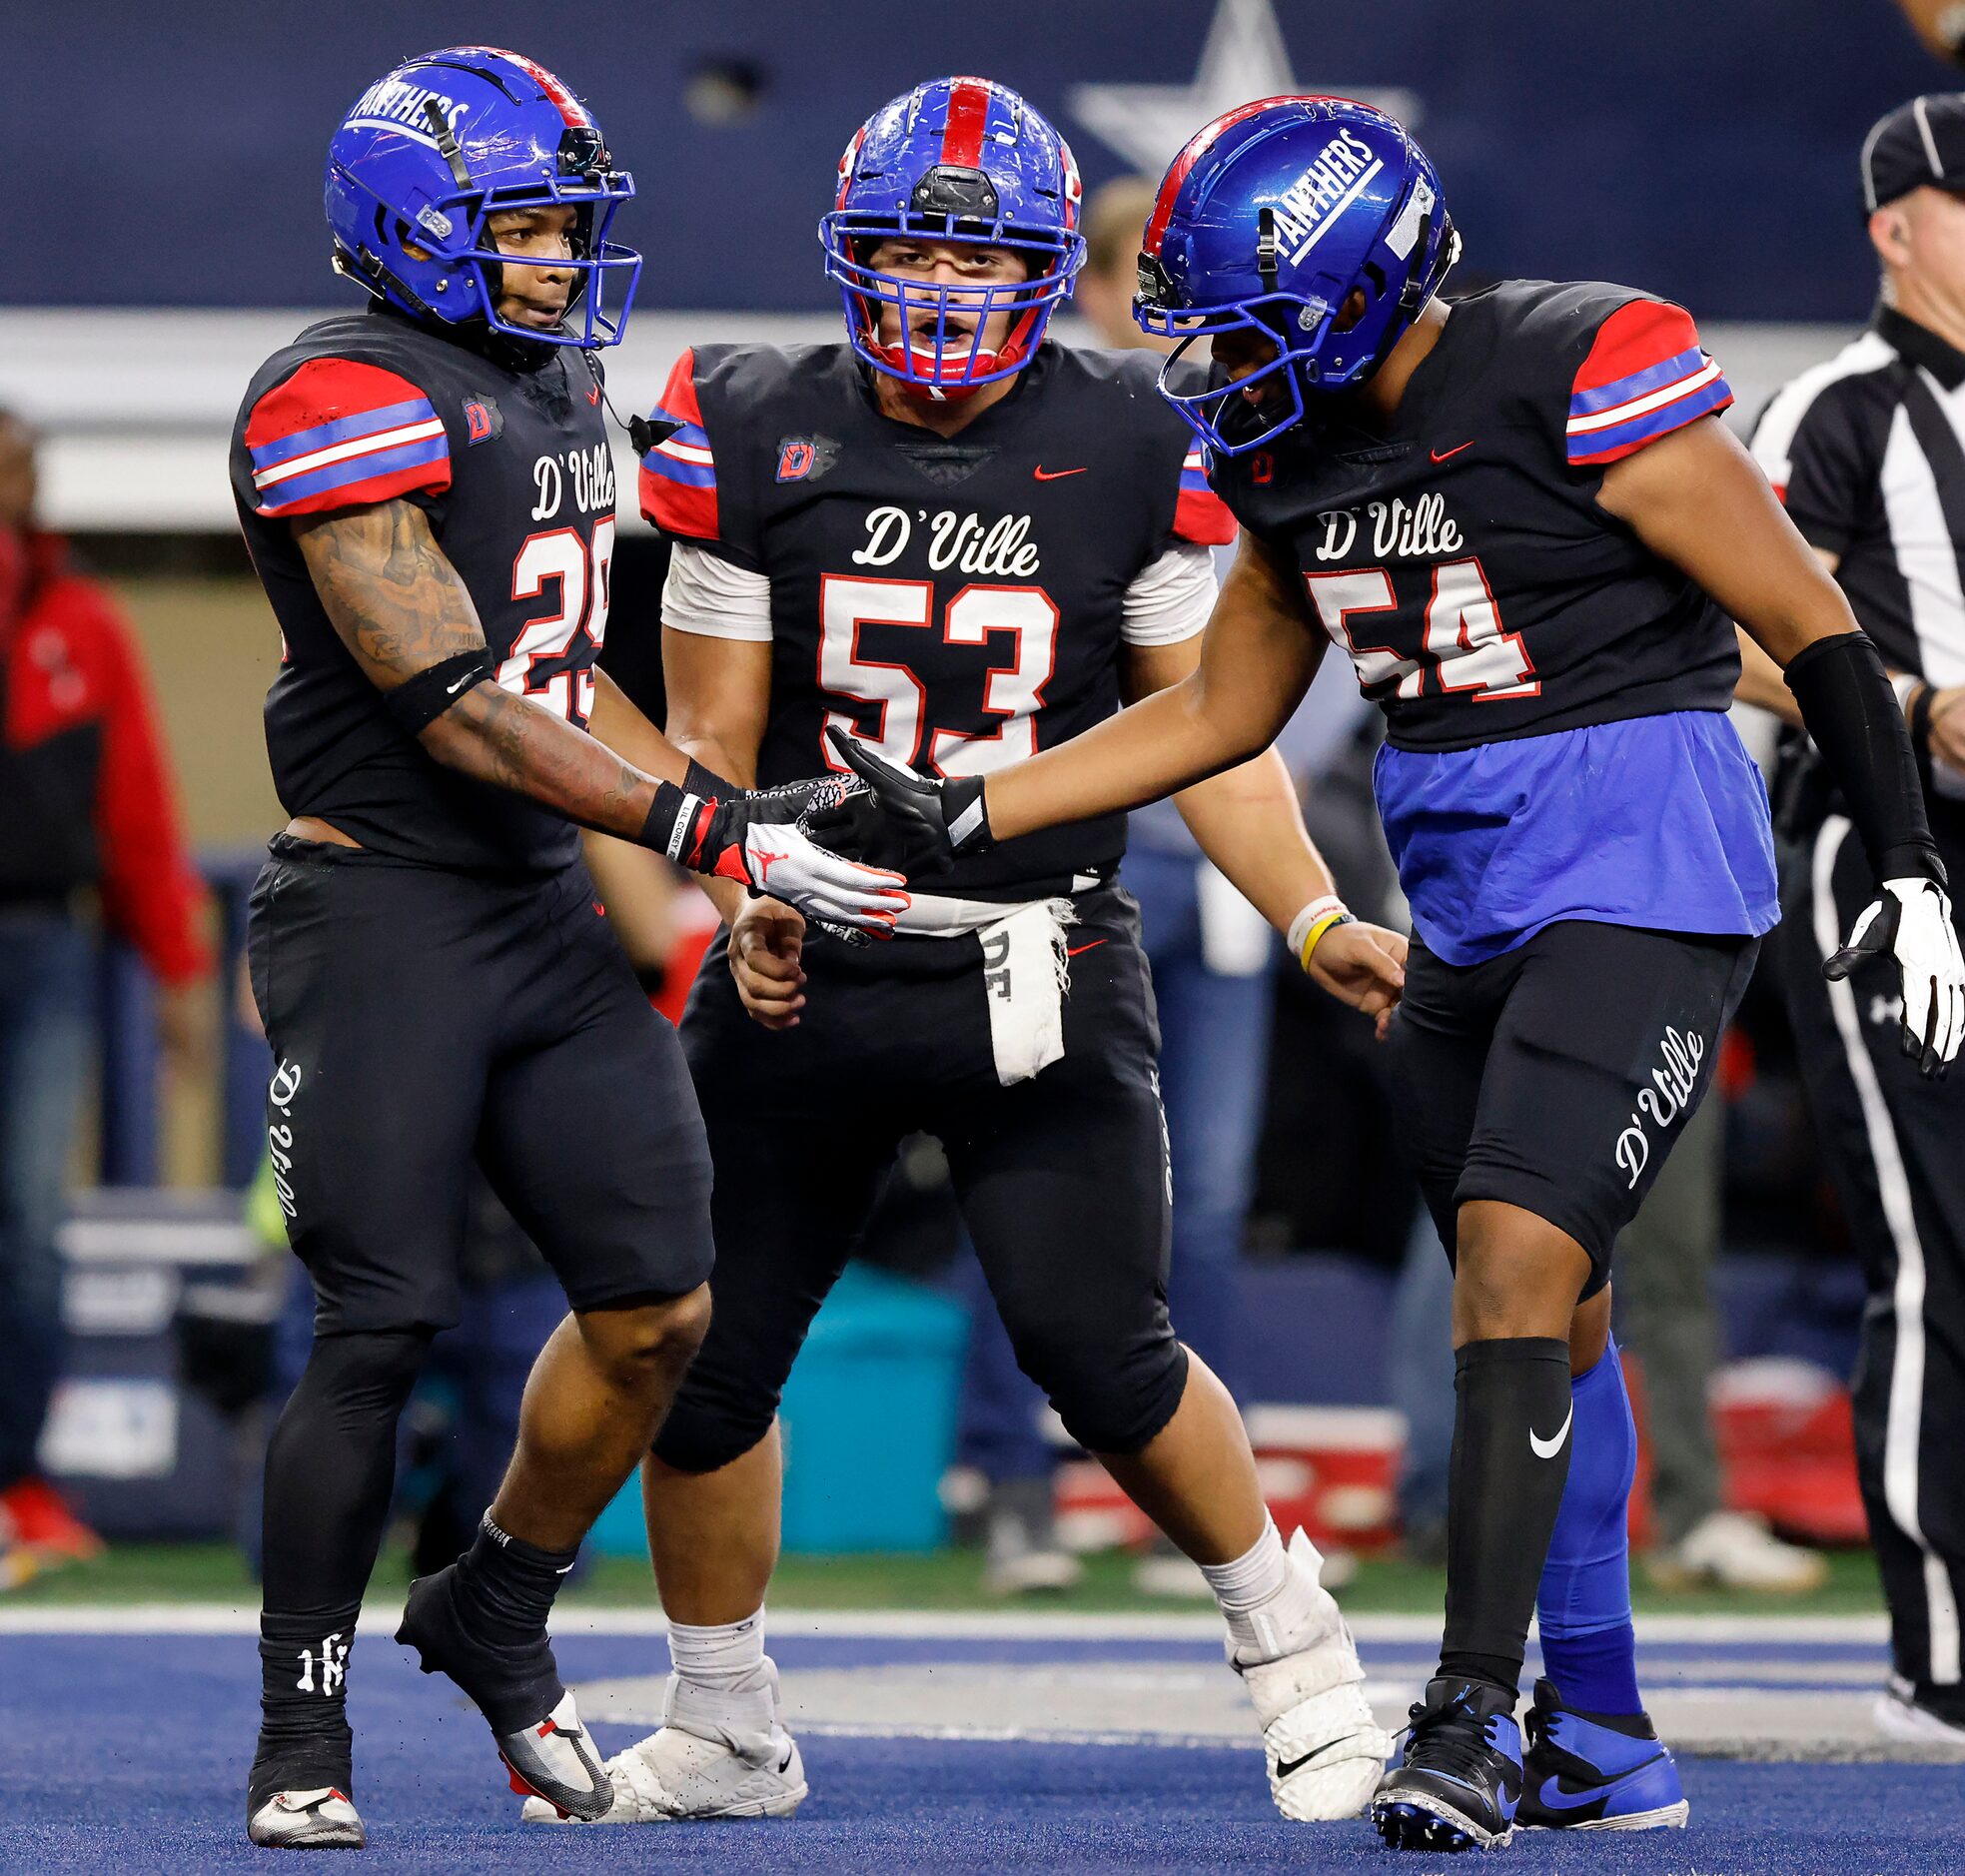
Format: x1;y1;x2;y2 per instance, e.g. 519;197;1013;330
1083;178;1275;1415
0;410;211;1578
1897;0;1965;63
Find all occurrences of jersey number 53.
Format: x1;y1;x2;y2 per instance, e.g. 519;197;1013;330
818;574;1059;778
1306;556;1538;702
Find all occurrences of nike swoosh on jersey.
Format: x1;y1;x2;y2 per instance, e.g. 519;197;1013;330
1430;441;1475;462
1529;1403;1574;1459
1033;465;1088;479
1066;939;1108;957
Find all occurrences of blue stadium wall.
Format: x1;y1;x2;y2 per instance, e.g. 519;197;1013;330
7;0;1942;320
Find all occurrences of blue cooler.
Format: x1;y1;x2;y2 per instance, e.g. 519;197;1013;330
589;1262;969;1558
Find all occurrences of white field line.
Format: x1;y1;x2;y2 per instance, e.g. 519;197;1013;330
0;1602;1891;1644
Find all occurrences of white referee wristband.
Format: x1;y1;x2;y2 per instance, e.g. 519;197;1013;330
1287;894;1352;969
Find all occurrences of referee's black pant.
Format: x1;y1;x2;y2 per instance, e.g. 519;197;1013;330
1778;808;1965;1699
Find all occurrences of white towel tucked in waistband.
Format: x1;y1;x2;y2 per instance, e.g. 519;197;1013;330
896;891;1077;1086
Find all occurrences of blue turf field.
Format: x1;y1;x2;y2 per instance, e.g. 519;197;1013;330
5;1627;1962;1873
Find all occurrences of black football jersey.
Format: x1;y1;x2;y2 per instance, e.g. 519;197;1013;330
231;305;618;874
1208;281;1741;755
639;341;1234;898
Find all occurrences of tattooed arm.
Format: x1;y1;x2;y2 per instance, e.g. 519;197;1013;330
293;498;687;836
292;499;910;932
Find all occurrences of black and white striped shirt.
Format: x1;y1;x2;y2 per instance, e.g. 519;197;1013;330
1752;307;1965;691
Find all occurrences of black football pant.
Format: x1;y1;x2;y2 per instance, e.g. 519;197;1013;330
1779;812;1965;1700
654;886;1188;1473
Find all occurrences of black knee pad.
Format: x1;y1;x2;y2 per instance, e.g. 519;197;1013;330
1009;1317;1191;1458
648;1368;776;1475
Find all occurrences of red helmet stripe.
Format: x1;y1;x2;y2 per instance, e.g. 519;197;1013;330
939;77;991;169
1142;94;1338;256
466;47;590;127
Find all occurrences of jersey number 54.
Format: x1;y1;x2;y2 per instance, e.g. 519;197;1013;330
1306;557;1538;702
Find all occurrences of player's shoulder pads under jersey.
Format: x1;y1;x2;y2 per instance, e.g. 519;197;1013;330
1459;280;1733;469
638;342;846;567
1048;345;1236;546
237;314;457;520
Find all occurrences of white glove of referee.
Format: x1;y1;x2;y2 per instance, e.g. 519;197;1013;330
1824;876;1965;1078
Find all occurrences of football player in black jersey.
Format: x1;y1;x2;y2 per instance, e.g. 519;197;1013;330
832;97;1965;1853
526;78;1406;1830
228;48;904;1849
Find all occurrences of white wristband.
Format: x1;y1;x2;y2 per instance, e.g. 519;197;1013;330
1287;895;1349;963
1892;671;1922;714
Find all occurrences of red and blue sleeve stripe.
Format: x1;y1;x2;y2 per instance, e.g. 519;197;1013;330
1174;449;1237;545
1565;299;1732;467
637;349;721;539
244;358;451;517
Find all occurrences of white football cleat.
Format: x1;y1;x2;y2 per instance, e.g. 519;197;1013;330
1229;1528;1392;1822
247;1785;366;1849
521;1725;806;1823
522;1667;806;1823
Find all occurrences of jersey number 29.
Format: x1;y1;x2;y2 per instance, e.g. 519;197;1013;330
501;519;615;726
818;574;1059;777
1306;557;1538;701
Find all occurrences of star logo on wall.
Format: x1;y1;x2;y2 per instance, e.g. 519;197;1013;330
1068;0;1421;179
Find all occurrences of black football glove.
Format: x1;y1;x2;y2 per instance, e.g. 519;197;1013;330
816;726;993;878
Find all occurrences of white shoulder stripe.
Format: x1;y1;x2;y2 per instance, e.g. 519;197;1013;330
1749;331;1896;485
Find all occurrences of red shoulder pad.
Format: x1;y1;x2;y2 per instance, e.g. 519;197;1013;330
1566;300;1732;468
1173;447;1237;545
638;349;721;540
244;358;451;516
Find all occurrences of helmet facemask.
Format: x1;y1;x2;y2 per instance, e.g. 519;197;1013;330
329;93;640;352
824;163;1084;401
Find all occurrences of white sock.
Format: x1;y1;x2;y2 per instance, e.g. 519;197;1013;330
1204;1520;1333;1664
663;1607;786;1754
1201;1517;1291;1613
665;1607;768;1694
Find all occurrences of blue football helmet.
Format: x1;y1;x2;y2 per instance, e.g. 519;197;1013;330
821;77;1085;400
1135;96;1459;453
325;46;640;351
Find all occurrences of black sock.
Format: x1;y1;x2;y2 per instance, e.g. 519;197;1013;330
254;1605;362;1805
1439;1337;1574;1700
450;1513;580;1655
252;1328;429;1809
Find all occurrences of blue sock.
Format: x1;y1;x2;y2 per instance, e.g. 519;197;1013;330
1534;1337;1643;1716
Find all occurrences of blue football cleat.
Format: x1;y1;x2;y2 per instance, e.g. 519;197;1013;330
1371;1675;1522;1853
1516;1677;1689;1831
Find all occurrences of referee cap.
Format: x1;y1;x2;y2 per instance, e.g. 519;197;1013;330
1862;94;1965;213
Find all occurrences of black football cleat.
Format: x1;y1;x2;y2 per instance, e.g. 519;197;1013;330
1371;1675;1522;1853
1516;1677;1688;1831
395;1563;611;1821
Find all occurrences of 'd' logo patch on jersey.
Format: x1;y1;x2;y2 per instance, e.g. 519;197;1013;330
463;396;503;446
775;435;838;483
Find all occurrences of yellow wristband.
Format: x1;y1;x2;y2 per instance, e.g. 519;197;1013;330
1298;908;1353;970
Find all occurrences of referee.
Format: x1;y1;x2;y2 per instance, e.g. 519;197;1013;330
1743;93;1965;1746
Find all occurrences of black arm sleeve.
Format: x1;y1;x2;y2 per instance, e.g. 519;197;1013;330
1784;631;1945;885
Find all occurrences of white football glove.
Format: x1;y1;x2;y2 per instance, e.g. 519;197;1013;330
692;777;909;940
1824;876;1965;1077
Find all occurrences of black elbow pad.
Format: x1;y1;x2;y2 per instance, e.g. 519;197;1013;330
384;650;497;736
